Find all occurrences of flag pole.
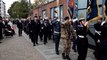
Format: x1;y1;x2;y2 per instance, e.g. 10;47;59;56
67;0;71;19
102;0;105;21
57;0;59;19
67;0;75;19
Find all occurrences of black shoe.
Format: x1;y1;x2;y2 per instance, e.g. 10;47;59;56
44;42;46;45
66;55;71;60
56;52;59;55
62;53;66;59
72;45;77;52
40;39;43;41
44;42;47;45
93;52;97;58
56;50;59;55
33;44;36;46
0;42;1;43
36;43;39;45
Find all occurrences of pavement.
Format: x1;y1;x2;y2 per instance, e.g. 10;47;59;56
23;32;96;60
0;28;96;60
0;31;45;60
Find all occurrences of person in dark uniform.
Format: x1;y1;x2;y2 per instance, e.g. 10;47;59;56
100;1;107;60
48;18;53;40
39;19;44;41
76;18;95;60
17;20;23;36
43;18;50;44
52;17;61;55
36;16;41;44
100;19;107;60
94;19;102;60
28;16;40;46
0;16;4;43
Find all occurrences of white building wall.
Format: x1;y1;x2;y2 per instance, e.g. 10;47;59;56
0;0;6;19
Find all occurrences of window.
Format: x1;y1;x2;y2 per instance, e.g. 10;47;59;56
50;8;54;20
78;0;87;21
50;6;60;20
54;7;58;17
42;10;47;19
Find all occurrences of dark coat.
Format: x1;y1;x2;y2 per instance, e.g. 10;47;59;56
17;21;23;29
43;20;51;34
100;22;107;60
28;20;40;34
51;19;61;34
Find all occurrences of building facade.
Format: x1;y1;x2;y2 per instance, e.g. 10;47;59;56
0;0;6;19
32;0;106;47
33;0;68;22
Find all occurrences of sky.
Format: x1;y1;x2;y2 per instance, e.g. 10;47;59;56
3;0;34;14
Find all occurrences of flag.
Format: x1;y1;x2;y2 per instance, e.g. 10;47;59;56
87;0;100;21
67;0;74;19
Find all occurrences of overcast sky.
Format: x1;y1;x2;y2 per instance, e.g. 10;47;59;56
3;0;34;14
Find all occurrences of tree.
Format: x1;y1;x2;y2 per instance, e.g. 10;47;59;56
8;0;29;18
34;0;45;8
8;1;19;18
18;0;29;18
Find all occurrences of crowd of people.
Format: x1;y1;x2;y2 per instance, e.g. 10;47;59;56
0;14;107;60
16;15;107;60
0;1;107;60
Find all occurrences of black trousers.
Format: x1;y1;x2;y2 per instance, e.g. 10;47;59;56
44;33;48;44
48;31;52;40
77;37;88;60
18;28;22;36
54;33;61;53
94;33;101;60
29;32;39;45
39;30;43;41
100;40;107;60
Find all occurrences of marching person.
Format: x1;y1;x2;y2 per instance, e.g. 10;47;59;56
28;16;40;46
52;17;61;55
100;17;107;60
48;18;53;40
100;1;107;60
94;18;102;60
62;17;76;60
39;17;44;41
76;18;95;60
17;20;23;36
43;17;50;44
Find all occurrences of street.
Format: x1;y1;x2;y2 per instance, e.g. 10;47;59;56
0;29;96;60
0;30;45;60
0;0;107;60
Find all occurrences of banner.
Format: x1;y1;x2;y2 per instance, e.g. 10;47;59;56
68;0;74;19
87;0;100;22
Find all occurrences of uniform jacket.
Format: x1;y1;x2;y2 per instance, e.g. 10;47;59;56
63;20;76;41
51;19;61;34
28;20;40;34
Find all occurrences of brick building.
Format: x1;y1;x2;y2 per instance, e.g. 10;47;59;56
32;0;68;22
